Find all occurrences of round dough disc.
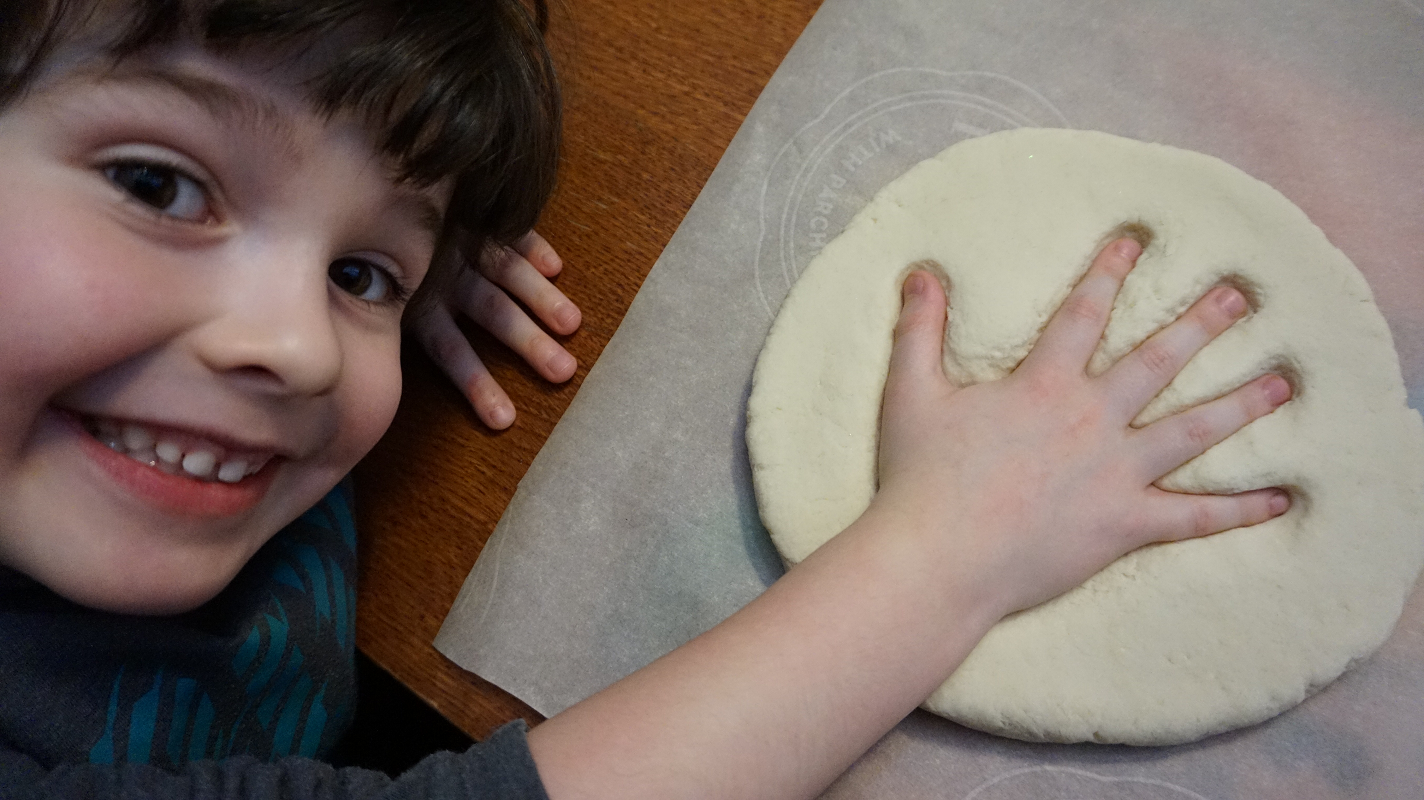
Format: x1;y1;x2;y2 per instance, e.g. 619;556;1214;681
746;128;1424;745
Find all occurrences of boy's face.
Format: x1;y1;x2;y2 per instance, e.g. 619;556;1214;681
0;43;447;613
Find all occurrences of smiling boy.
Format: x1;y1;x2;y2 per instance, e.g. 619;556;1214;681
0;46;451;613
1;0;575;792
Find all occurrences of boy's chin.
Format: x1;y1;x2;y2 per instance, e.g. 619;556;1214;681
47;565;242;616
57;575;234;616
16;534;260;616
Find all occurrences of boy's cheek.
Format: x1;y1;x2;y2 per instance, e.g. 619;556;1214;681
0;231;192;398
335;341;405;460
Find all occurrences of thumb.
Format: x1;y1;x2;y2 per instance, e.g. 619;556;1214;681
886;270;951;394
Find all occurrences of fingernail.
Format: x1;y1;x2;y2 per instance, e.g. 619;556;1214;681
554;302;579;329
1114;238;1142;260
488;403;514;429
1216;287;1247;317
1269;490;1290;515
903;273;925;301
546;350;576;377
1264;374;1292;406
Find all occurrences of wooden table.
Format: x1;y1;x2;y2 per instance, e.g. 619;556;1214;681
352;0;825;740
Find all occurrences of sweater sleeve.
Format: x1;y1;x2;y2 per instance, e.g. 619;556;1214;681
5;722;549;800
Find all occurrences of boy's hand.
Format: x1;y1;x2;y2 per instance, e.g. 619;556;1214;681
413;231;581;429
873;238;1293;620
529;240;1292;800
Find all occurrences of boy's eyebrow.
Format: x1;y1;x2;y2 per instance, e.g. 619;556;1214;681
97;65;303;157
389;190;448;245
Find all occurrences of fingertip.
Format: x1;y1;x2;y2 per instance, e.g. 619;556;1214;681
1113;237;1142;261
522;232;563;276
482;399;516;430
545;349;577;382
904;270;948;311
889;271;950;387
1090;237;1141;282
1262;374;1293;407
895;271;946;337
465;373;515;430
902;271;928;304
1269;489;1291;517
1211;285;1248;319
552;301;581;334
538;249;564;277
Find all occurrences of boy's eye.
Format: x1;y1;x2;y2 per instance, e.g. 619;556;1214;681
329;258;398;303
105;162;211;222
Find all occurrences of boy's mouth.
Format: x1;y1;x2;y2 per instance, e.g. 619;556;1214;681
79;414;275;484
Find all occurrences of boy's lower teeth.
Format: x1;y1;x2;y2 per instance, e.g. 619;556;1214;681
80;416;264;484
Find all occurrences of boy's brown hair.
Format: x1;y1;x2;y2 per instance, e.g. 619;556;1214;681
0;0;562;316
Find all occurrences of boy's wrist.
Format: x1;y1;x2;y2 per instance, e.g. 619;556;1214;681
840;496;1008;653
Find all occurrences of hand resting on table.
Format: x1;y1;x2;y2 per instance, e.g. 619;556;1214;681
413;230;582;429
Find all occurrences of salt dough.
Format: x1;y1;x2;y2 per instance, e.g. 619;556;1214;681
745;128;1424;745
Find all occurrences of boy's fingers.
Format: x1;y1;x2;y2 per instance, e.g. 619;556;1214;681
1020;238;1141;374
886;271;951;391
413;304;516;429
1134;373;1291;480
1144;486;1291;544
456;270;578;384
478;245;581;335
1103;285;1249;417
514;230;564;278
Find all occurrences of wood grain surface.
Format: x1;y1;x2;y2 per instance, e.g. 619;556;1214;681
352;0;825;741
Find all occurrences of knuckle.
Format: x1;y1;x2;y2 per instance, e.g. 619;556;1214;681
523;331;552;356
480;248;517;282
1020;369;1069;402
1136;340;1178;380
465;373;495;401
1190;502;1218;537
474;286;509;321
1059;293;1103;325
893;312;917;341
496;250;523;281
1183;415;1216;450
895;302;934;340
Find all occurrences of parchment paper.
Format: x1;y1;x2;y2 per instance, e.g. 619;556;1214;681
435;0;1424;796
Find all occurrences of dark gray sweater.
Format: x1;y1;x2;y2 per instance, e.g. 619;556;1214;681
0;483;547;800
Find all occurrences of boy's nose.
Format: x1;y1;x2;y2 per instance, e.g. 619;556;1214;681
190;255;343;398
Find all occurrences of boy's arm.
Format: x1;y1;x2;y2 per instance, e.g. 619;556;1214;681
414;231;581;430
526;239;1291;800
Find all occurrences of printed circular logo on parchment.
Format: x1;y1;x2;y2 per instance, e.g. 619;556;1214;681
753;69;1068;319
963;766;1214;800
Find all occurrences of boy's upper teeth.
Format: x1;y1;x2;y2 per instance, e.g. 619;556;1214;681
216;460;249;483
87;416;273;484
122;424;155;452
181;450;218;479
155;439;183;465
